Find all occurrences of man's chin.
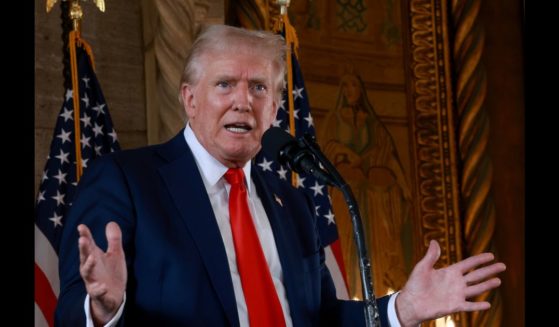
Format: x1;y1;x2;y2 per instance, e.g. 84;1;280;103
220;151;257;167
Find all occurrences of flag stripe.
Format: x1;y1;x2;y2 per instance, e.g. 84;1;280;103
325;245;349;300
35;225;60;296
329;239;350;293
35;263;57;327
35;303;51;327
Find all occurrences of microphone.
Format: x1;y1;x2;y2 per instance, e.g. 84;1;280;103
261;127;336;186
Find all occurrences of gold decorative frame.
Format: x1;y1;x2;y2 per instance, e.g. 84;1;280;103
406;0;501;325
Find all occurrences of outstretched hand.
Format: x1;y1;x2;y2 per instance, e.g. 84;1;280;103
395;240;506;327
78;222;127;326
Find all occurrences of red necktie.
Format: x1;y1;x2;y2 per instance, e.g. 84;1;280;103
224;168;286;327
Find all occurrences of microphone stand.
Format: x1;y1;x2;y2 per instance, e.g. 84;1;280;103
300;134;381;327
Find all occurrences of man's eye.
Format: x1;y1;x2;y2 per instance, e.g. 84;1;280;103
216;81;230;88
253;84;267;92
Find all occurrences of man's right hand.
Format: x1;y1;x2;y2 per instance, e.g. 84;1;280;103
78;222;127;326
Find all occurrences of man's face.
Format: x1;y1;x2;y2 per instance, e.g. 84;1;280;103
181;50;279;167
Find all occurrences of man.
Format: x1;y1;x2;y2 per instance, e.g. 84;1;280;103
55;25;505;326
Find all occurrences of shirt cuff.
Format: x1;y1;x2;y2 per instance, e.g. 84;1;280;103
84;292;126;327
387;291;401;327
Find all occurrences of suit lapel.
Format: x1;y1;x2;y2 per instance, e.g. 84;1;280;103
157;134;240;327
252;167;307;326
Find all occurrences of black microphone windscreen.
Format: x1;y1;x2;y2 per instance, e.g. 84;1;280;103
261;127;295;162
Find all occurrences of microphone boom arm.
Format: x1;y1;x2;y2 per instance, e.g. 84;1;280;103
300;134;381;327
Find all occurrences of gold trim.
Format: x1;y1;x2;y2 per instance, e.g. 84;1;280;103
451;0;503;325
407;0;465;324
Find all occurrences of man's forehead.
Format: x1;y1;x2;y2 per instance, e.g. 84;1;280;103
202;54;274;79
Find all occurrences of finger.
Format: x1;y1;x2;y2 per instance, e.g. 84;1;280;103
78;224;96;265
454;252;496;274
465;277;501;298
416;240;441;270
461;301;491;312
80;250;98;281
106;222;123;255
464;262;507;284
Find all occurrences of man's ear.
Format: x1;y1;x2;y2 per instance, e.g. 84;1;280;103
180;83;196;118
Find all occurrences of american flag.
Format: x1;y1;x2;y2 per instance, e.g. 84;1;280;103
255;36;350;299
34;41;120;327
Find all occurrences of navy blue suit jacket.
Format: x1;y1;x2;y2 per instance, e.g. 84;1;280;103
55;131;390;326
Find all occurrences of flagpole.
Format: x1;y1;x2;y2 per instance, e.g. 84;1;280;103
54;0;106;181
67;1;85;179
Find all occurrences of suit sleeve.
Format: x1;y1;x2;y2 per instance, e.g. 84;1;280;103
55;155;135;327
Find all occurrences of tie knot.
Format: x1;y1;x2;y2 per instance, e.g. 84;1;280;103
224;168;245;186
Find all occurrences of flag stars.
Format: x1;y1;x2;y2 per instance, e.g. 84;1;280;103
81;134;91;148
41;170;49;182
295;176;306;189
81;158;89;169
80;114;92;128
94;145;103;156
60;107;73;122
315;205;320;216
65;89;73;102
293;109;300;120
55;149;70;165
37;191;46;204
310;181;325;196
109;129;118;143
92;123;104;137
293;87;304;100
258;157;273;172
53;169;68;185
51;191;65;206
81;92;90;108
324;210;336;225
279;98;286;111
82;76;90;88
56;128;72;144
304;113;314;128
272;118;283;128
49;213;63;228
277;165;288;180
92;103;106;116
274;194;283;207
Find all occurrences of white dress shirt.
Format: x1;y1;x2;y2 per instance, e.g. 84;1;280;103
84;124;402;327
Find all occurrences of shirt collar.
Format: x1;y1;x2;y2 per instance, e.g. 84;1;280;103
183;124;252;193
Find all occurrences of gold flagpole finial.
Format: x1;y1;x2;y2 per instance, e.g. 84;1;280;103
46;0;106;14
271;0;291;31
276;0;291;16
69;1;83;32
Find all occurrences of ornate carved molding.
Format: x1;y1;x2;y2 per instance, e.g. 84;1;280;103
450;0;503;325
407;0;465;324
408;0;502;325
408;0;463;268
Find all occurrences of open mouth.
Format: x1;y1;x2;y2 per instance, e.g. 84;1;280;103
225;123;252;134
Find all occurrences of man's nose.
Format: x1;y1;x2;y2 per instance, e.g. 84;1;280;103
232;83;250;112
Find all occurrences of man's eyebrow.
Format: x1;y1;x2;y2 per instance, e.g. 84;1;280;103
212;74;236;81
249;77;269;85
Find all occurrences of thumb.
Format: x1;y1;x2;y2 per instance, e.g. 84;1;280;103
106;221;123;254
417;240;441;270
